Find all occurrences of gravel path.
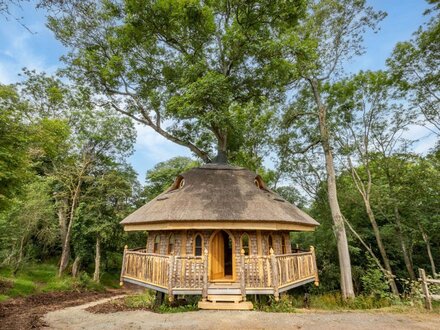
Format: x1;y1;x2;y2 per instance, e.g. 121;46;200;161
42;297;440;330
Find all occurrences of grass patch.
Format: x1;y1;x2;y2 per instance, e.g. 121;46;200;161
6;278;37;297
155;303;199;313
115;291;199;313
253;295;297;313
253;292;440;314
100;272;120;289
124;292;155;309
0;262;108;301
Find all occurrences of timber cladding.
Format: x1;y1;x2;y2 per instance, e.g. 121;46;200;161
146;229;291;259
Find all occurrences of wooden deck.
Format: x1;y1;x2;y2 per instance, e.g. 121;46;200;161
120;246;319;302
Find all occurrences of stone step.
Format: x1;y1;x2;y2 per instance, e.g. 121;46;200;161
207;294;243;303
198;300;253;310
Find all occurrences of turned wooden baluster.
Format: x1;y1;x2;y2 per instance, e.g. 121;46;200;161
119;245;128;286
202;248;209;301
168;252;175;302
240;249;246;302
270;248;279;301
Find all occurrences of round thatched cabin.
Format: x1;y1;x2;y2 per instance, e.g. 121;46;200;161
120;163;319;310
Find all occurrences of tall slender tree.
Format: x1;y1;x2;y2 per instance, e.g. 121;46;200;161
280;0;386;298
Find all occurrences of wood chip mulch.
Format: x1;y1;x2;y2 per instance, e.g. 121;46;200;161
0;290;122;330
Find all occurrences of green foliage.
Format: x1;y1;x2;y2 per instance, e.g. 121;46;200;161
387;3;440;134
155;303;199;313
124;291;155;309
254;294;297;313
360;258;391;298
0;85;30;208
143;157;200;200
45;0;307;162
0;262;107;301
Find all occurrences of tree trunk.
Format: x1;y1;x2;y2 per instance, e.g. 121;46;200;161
57;197;69;247
363;198;399;294
394;206;416;280
93;236;101;283
383;161;416;281
72;256;81;278
418;222;436;277
349;161;399;295
58;179;82;277
310;78;355;299
13;234;26;275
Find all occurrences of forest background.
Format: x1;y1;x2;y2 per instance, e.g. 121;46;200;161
0;0;438;305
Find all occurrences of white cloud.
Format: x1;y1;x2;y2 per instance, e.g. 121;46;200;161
402;124;438;154
0;7;62;84
134;123;191;161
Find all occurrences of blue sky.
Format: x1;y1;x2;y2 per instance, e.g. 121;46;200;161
0;0;436;182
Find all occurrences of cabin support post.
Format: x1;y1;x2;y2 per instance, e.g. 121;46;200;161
168;253;175;302
270;248;279;301
202;248;208;302
419;268;432;310
240;249;246;302
119;245;128;286
310;246;319;286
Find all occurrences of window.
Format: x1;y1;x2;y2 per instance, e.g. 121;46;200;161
282;235;289;254
153;235;160;254
254;175;268;191
268;234;273;253
168;233;175;255
241;233;250;256
168;175;185;192
194;234;203;256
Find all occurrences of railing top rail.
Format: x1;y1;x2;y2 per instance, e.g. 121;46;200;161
276;251;312;257
426;279;440;284
244;255;270;260
125;251;170;258
175;256;203;260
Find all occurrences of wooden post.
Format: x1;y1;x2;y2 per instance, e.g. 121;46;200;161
419;268;432;310
168;252;175;302
270;248;279;301
202;248;209;302
310;246;319;286
119;245;128;286
240;249;246;302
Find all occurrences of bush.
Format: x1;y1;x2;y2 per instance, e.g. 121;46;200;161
253;294;297;312
360;261;391;298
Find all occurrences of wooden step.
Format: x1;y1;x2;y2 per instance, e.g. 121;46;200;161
207;283;241;295
207;294;243;303
198;300;253;310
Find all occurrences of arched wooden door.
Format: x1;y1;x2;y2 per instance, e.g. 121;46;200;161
209;230;234;281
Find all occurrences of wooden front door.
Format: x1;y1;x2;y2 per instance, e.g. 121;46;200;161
211;231;225;280
210;230;234;281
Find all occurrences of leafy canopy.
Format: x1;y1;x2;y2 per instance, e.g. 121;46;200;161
45;0;306;163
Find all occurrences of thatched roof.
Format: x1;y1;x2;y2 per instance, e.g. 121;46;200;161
121;164;319;229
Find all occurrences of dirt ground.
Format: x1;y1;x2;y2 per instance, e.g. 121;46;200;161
0;290;122;329
42;297;440;330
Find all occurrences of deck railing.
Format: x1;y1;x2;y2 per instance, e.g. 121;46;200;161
121;250;169;289
173;255;205;289
276;250;318;289
120;245;318;301
243;255;272;288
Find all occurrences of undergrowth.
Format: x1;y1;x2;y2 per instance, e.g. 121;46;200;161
0;262;107;301
121;290;199;313
253;291;440;313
